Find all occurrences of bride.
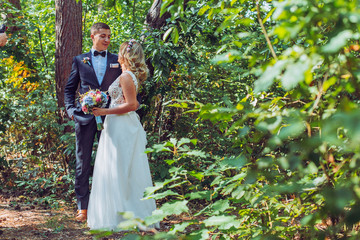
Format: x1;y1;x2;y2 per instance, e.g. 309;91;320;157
88;39;158;230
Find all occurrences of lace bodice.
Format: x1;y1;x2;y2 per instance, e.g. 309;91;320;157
108;71;138;108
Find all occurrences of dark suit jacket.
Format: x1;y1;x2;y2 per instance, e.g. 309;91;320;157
64;51;122;125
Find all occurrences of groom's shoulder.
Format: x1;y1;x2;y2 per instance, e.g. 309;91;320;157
72;52;90;60
76;52;90;59
108;51;118;58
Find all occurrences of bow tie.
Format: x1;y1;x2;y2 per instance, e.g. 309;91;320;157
94;50;106;57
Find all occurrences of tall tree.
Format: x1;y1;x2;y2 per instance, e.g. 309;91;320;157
3;0;21;32
55;0;82;122
145;0;189;29
146;0;169;29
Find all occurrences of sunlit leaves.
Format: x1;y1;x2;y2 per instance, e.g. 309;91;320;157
203;215;240;230
281;60;309;90
198;5;210;16
254;60;287;92
163;27;174;42
255;46;324;91
4;0;360;239
322;30;355;53
145;200;189;225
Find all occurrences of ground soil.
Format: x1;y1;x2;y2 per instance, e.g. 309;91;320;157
0;189;168;240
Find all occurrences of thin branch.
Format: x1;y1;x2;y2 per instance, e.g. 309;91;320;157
319;159;334;186
132;0;136;35
308;72;327;115
256;1;278;61
83;0;87;34
37;27;51;85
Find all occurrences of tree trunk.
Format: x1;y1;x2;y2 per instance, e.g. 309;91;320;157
145;0;189;29
7;0;20;9
145;0;170;29
55;0;82;122
3;0;21;32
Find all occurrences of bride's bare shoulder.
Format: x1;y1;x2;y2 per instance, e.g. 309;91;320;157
119;72;135;88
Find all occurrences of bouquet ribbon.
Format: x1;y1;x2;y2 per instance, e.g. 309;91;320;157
95;116;103;131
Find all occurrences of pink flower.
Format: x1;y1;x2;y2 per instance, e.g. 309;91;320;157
82;57;91;66
96;97;101;102
82;105;88;113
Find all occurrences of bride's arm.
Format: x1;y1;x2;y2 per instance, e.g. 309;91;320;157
93;74;137;116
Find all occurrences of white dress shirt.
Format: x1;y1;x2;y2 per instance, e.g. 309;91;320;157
91;48;107;86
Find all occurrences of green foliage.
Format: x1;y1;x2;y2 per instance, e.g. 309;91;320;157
134;0;360;239
1;0;360;238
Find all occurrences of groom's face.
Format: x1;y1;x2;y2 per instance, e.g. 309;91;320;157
91;28;111;51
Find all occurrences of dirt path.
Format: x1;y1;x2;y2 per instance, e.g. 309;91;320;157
0;191;160;240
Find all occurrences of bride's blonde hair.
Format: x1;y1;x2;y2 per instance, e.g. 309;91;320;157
118;40;148;84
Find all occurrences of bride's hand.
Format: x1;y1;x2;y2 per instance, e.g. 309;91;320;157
93;107;106;116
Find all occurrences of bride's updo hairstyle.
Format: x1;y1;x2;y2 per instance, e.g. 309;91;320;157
118;40;148;84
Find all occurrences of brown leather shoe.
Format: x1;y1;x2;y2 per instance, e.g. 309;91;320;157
75;209;87;222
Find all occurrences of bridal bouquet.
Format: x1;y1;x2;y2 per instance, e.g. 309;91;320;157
79;89;108;130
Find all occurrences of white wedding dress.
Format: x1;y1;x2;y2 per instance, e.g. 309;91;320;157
87;71;158;230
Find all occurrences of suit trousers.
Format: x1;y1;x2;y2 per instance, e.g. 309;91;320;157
74;117;100;210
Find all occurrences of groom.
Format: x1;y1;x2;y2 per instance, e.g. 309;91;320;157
64;22;122;222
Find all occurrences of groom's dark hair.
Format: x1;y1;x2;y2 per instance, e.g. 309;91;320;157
91;22;110;34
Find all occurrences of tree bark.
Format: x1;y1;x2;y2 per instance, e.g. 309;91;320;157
3;0;21;32
145;0;170;29
7;0;20;9
145;0;189;29
55;0;82;122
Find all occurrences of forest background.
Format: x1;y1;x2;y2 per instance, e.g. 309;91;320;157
1;0;360;239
